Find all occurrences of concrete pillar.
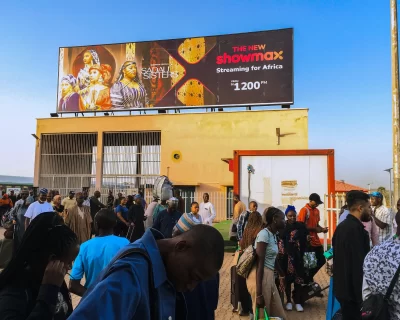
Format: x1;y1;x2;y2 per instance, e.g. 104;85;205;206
95;132;104;191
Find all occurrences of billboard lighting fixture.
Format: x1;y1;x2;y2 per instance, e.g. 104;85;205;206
104;112;110;116
31;134;39;140
50;113;59;118
218;108;224;112
158;110;167;114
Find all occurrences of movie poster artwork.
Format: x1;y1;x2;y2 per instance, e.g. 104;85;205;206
57;29;293;112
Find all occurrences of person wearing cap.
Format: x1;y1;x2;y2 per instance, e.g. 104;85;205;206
153;197;182;238
10;190;32;250
370;191;393;243
24;188;54;228
62;190;77;211
297;193;328;282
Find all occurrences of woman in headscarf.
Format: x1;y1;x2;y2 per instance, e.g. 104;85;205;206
79;64;112;111
279;205;309;313
58;75;80;112
110;61;149;109
77;49;100;90
0;212;79;319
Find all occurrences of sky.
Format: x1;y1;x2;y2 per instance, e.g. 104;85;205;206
0;0;394;190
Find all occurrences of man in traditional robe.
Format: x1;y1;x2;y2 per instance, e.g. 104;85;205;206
65;192;92;244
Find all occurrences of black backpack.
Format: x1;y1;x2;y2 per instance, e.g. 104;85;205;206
361;263;400;320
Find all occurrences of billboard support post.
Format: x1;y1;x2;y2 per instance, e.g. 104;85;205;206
391;0;400;206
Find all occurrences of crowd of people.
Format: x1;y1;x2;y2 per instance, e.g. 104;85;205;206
0;187;224;320
231;193;328;319
1;186;400;319
327;190;400;320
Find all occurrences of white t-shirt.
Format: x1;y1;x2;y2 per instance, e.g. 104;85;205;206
24;201;54;221
199;202;216;226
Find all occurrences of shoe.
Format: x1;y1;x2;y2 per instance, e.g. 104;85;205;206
239;311;250;316
295;304;304;312
232;307;238;313
285;303;293;311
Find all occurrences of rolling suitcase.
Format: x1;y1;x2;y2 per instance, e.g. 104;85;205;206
231;265;239;310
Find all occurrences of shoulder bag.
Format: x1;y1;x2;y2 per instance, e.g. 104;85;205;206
361;262;400;320
236;243;256;278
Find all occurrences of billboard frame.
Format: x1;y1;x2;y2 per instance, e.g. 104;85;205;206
56;28;294;114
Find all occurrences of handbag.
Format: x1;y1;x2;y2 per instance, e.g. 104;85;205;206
303;251;317;270
255;307;283;320
361;262;400;320
236;243;256;278
255;308;269;320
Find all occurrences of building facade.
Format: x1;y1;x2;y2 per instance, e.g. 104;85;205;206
34;108;308;219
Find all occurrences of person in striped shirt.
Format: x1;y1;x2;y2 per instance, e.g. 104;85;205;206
371;191;393;243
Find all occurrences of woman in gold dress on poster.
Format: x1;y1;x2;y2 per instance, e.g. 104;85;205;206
79;64;112;111
110;61;149;109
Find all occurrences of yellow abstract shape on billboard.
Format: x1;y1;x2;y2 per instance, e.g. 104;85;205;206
177;79;204;106
169;55;186;87
126;43;135;61
178;38;206;64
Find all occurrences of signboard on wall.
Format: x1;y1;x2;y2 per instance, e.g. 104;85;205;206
57;28;293;113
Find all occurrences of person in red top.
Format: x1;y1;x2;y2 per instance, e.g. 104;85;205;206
297;193;328;282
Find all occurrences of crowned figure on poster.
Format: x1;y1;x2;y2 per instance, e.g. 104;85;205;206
77;50;101;90
79;64;112;111
58;75;80;112
110;61;149;109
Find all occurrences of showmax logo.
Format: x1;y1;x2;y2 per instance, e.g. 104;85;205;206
216;51;283;65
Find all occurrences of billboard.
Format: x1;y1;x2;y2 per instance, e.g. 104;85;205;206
57;28;293;113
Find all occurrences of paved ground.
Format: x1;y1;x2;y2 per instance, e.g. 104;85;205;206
69;252;328;320
1;228;328;319
216;253;329;320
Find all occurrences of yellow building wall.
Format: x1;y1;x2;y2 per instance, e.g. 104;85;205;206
34;109;308;191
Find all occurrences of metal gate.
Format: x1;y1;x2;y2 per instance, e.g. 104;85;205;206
101;131;161;204
39;133;97;196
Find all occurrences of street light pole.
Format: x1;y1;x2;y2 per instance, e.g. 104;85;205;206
385;168;393;207
391;0;400;204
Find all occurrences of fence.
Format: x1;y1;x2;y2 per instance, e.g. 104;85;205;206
180;190;234;222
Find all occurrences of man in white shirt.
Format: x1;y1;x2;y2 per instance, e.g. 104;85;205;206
24;188;54;229
371;191;393;243
199;193;216;226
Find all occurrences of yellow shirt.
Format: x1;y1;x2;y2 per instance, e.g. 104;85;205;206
62;197;76;211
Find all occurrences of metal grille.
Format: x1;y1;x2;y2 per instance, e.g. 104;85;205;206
102;131;161;193
39;133;97;195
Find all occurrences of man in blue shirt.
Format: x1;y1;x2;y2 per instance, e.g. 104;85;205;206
69;208;129;296
69;224;225;320
153;197;182;238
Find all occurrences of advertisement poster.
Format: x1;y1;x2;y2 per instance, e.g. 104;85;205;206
57;28;293;113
